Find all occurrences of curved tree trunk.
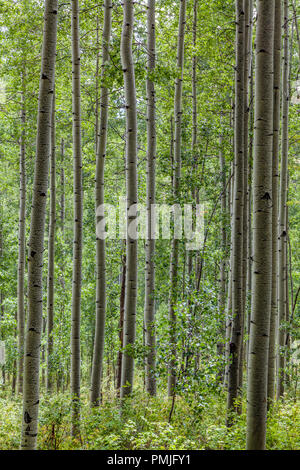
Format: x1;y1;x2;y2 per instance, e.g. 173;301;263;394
144;0;157;397
71;0;83;436
21;0;58;450
91;0;112;407
120;0;138;399
246;0;274;450
168;0;186;398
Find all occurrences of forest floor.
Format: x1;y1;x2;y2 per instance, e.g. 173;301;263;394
0;381;299;450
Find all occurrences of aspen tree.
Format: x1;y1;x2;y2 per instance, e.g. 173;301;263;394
17;79;26;394
227;0;245;421
144;0;157;396
71;0;83;435
246;0;274;450
120;0;138;399
277;0;290;400
46;92;56;393
168;0;186;398
268;0;282;403
91;0;112;407
21;0;58;450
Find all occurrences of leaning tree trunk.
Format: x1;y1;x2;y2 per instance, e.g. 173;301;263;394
91;0;112;407
246;0;274;451
277;0;290;400
17;79;26;395
21;0;58;450
144;0;157;397
168;0;186;398
268;0;282;404
46;92;56;393
71;0;83;436
227;0;245;422
120;0;138;399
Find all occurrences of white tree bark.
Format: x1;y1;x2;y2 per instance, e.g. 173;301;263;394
71;0;83;436
21;0;58;450
144;0;157;397
246;0;274;450
120;0;138;399
91;0;112;407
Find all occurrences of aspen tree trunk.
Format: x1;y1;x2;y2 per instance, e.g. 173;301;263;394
21;0;58;450
238;0;252;399
90;0;112;407
227;0;245;421
168;0;186;398
120;0;138;399
246;0;274;450
71;0;83;435
17;81;26;395
268;0;282;404
46;93;56;393
218;132;226;377
144;0;157;396
277;0;290;400
117;251;126;396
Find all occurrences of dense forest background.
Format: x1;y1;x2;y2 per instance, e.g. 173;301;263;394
0;0;299;451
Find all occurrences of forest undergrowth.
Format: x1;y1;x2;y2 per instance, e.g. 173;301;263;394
0;378;299;451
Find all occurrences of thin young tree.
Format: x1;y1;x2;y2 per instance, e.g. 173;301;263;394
168;0;186;398
277;0;290;400
91;0;112;407
71;0;83;435
17;76;26;394
268;0;282;404
227;0;245;422
144;0;157;396
46;92;56;393
120;0;138;399
246;0;275;450
20;0;58;450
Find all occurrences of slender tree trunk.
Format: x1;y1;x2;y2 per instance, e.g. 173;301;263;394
268;0;282;404
46;92;56;393
120;0;138;399
227;0;245;422
17;79;26;395
144;0;157;397
71;0;83;436
218;132;226;380
91;0;112;407
238;0;252;400
20;0;58;450
117;250;126;396
246;0;274;450
168;0;186;398
277;0;290;401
